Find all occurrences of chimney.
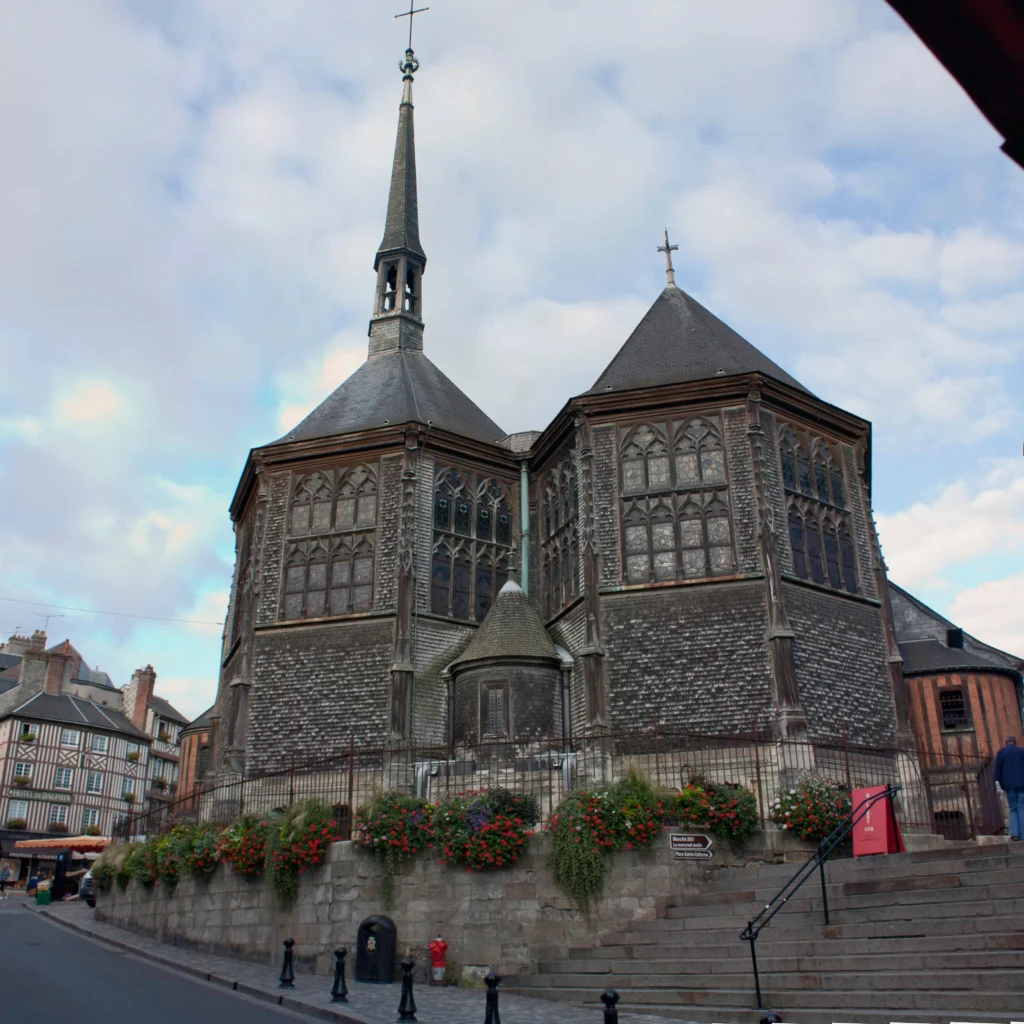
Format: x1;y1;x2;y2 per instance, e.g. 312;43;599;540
124;665;157;730
17;630;48;688
43;643;73;696
2;634;32;657
947;627;965;650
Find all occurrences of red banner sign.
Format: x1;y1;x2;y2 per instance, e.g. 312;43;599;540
852;786;905;857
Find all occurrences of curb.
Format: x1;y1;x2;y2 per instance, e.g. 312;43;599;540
28;906;370;1024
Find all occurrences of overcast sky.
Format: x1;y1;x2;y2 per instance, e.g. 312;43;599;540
1;0;1022;720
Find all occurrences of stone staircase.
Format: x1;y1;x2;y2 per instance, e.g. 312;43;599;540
505;841;1024;1023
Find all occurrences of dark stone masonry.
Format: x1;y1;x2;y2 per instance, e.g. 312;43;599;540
209;45;914;781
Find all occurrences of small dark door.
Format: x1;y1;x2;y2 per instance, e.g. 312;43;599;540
355;915;396;983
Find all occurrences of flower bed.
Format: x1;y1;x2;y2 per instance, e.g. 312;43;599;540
434;789;535;873
676;780;760;847
770;778;852;842
353;793;434;905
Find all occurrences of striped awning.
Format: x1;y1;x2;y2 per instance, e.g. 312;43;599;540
12;835;110;853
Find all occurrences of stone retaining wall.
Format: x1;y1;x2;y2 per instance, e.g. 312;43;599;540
96;829;815;980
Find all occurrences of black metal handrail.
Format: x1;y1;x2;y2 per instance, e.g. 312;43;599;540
739;783;902;1010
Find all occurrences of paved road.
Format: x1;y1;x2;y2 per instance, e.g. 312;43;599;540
0;904;311;1024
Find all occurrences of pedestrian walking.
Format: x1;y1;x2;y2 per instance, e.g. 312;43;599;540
0;865;11;899
994;736;1024;840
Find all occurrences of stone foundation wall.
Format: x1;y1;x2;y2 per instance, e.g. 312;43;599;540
95;830;813;980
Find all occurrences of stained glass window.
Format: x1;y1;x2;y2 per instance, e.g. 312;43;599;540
805;519;825;584
823;522;842;589
839;523;858;594
814;456;830;504
789;507;806;580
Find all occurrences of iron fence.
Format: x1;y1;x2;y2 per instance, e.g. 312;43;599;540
111;728;1004;842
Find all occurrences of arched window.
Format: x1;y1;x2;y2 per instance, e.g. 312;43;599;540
282;465;379;620
432;468;514;622
839;523;858;594
404;266;419;315
383;264;398;311
780;426;857;594
541;456;579;616
804;514;825;585
788;506;806;579
618;416;736;586
823;520;842;589
780;430;797;492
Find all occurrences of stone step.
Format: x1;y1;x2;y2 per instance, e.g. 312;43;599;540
586;930;1024;960
542;948;1024;975
620;907;1021;939
517;966;1024;994
502;981;1024;1012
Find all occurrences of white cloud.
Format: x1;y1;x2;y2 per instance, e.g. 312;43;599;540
949;574;1024;661
54;381;124;427
877;463;1024;586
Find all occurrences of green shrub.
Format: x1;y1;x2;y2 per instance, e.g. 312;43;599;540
770;779;852;842
92;862;114;893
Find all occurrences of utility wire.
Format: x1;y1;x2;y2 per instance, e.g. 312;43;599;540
0;595;224;627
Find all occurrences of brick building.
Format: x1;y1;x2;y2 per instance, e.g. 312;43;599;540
0;632;185;854
210;44;1018;778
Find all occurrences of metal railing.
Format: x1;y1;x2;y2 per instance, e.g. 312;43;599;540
110;727;995;844
739;784;902;1010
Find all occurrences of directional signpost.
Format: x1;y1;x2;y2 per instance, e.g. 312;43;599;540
670;833;713;861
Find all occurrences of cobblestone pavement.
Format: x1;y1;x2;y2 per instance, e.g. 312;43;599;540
32;899;695;1024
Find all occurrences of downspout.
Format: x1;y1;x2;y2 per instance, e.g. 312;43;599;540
519;460;530;597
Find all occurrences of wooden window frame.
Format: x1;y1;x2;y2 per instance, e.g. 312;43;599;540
480;681;509;739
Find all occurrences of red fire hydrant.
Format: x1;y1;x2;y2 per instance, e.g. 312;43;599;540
428;935;448;985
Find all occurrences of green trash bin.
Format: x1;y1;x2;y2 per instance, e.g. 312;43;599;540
35;890;51;907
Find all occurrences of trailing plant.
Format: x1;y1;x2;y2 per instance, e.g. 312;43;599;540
92;861;114;893
47;821;69;834
677;780;761;847
12;775;30;786
5;818;26;830
433;790;532;872
126;751;140;762
267;800;342;904
217;816;270;879
122;792;136;804
130;839;160;887
549;769;668;910
186;824;220;880
548;790;622;911
770;778;852;843
21;733;36;743
354;792;434;907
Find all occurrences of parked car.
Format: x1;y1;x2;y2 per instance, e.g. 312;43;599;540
79;869;95;908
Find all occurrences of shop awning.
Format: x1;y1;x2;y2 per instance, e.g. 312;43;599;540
12;835;110;854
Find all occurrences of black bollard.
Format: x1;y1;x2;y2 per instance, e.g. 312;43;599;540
484;971;502;1024
601;987;620;1024
397;956;417;1022
279;937;295;988
331;947;348;1003
760;1015;783;1024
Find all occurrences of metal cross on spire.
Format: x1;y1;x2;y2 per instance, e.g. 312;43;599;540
395;1;430;53
657;228;679;287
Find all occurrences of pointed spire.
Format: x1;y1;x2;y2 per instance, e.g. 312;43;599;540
369;47;428;359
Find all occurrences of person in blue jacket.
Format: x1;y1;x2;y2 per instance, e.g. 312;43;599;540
993;736;1024;840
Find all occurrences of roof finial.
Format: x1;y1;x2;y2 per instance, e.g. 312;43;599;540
657;228;679;288
395;2;429;78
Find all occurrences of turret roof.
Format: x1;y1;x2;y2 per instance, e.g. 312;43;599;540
451;580;559;668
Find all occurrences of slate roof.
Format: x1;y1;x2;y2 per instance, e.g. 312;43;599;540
451;580;559;668
274;349;506;446
0;653;21;673
0;678;17;696
588;286;809;396
899;639;1022;680
3;692;150;741
376;76;425;265
182;705;215;734
149;695;188;726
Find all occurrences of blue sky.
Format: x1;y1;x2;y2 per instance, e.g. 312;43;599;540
0;0;1021;720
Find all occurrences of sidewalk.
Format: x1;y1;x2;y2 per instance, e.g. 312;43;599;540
31;900;693;1024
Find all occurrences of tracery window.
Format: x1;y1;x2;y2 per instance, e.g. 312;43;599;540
779;426;858;594
280;464;378;620
618;416;737;584
540;455;580;618
431;468;514;622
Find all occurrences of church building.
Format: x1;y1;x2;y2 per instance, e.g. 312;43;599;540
211;43;918;778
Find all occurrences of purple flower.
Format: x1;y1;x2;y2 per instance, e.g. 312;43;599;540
467;800;492;832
